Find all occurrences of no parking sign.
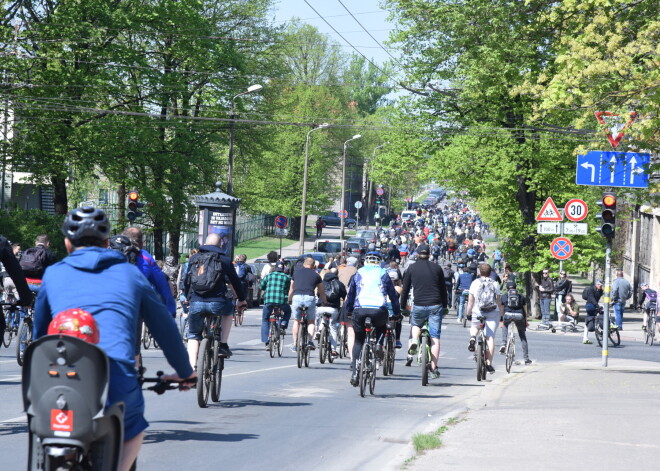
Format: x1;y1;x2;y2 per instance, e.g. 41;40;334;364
550;237;573;260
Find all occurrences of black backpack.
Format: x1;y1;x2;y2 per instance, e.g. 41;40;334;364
20;246;48;278
189;251;225;296
506;289;523;310
324;278;341;304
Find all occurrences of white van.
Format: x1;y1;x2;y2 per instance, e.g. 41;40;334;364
401;210;417;220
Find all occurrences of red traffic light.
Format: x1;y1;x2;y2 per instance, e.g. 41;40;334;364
603;194;616;207
128;191;139;201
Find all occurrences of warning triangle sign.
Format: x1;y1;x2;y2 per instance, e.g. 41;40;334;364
594;111;637;149
536;197;563;222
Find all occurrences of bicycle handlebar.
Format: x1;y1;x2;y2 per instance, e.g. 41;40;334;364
141;370;196;394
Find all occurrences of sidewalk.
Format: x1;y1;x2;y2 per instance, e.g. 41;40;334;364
409;358;660;470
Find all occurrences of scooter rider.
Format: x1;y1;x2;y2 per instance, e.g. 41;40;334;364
33;207;196;471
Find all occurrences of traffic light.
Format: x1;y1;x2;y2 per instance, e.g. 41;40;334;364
127;188;144;221
596;192;616;239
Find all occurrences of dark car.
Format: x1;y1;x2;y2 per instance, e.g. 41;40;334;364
318;213;357;229
355;230;377;243
346;237;368;258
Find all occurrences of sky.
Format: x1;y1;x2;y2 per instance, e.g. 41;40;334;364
272;0;398;67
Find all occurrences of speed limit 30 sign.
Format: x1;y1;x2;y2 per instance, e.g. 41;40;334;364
564;199;588;222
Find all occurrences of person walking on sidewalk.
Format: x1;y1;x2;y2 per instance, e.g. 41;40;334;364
499;281;532;365
315;218;326;238
537;268;554;325
611;270;632;330
581;280;603;344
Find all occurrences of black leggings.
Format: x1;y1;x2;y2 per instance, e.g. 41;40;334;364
351;308;388;369
501;313;529;360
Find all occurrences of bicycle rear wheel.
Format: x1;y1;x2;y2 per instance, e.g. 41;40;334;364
269;324;277;358
649;317;656;346
2;312;13;347
383;334;392;376
238;310;244;325
338;325;345;358
211;341;223;402
16;319;31;366
196;338;211;408
476;340;484;382
319;328;328;364
142;325;151;350
505;336;514;373
595;320;603;347
297;327;304;368
359;345;369;398
421;335;429;386
369;347;376;395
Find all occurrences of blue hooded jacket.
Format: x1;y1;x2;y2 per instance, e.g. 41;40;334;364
34;247;192;379
137;249;177;315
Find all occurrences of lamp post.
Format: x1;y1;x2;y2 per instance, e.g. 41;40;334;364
366;144;384;230
299;123;330;255
340;134;361;240
227;83;262;195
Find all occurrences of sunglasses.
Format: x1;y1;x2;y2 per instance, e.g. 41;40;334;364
543;272;549;275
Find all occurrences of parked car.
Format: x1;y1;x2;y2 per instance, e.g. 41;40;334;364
346;237;368;259
318;212;357;229
245;263;261;308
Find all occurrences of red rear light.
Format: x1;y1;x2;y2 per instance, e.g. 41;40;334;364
318;263;325;269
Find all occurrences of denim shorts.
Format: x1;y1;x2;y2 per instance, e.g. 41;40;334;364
411;304;443;339
292;295;317;321
108;364;148;441
187;299;234;340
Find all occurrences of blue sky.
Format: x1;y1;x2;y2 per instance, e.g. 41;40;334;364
272;0;397;67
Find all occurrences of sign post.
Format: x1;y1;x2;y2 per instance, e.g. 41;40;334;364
354;201;363;229
274;215;289;257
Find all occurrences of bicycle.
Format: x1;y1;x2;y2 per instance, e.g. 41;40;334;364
644;303;657;346
2;301;20;348
502;313;524;374
358;316;378;397
317;308;336;364
142;322;153;349
337;322;349;359
382;317;397;376
474;315;487;381
233;304;244;326
595;306;620;347
16;305;34;366
458;290;470;328
196;313;226;407
268;306;285;358
296;305;311;368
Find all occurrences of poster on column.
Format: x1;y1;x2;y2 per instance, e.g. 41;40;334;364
208;210;233;255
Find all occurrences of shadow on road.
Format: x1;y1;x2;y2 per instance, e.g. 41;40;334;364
0;422;28;436
376;393;452;399
220;399;311;408
144;429;258;444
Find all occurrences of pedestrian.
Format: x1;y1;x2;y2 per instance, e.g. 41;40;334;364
611;270;632;330
581;280;603;344
537;268;554;325
554;270;572;318
315;217;326;238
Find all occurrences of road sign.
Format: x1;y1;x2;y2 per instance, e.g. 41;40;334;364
564;199;588;222
595;111;637;148
536;197;563;222
354;201;363;209
274;215;288;229
537;222;561;234
376;188;384;196
550;237;573;260
339;210;348;218
274;227;288;237
563;222;588;235
576;151;650;188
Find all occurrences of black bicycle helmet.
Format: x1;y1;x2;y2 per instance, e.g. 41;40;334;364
62;207;111;245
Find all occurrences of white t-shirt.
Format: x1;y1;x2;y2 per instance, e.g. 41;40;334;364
469;276;501;315
261;263;275;279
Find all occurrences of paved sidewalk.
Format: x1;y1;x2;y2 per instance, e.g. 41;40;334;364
408;358;660;470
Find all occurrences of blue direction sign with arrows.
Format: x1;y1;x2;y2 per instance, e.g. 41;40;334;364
576;151;651;188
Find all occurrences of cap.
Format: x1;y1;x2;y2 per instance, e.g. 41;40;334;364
506;281;517;289
596;279;603;285
346;256;358;266
417;244;430;254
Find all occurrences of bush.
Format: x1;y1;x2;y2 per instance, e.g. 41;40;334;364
0;209;67;258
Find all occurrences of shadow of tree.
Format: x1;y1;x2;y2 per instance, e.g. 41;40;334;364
143;429;258;444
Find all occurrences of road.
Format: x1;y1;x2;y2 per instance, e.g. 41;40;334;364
1;309;657;470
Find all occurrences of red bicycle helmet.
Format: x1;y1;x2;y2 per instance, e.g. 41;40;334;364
47;308;100;344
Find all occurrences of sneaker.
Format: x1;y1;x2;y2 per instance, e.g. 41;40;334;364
642;325;647;331
218;343;232;357
583;339;593;344
280;328;287;336
430;368;440;379
524;359;532;365
307;341;316;350
468;337;476;352
456;317;462;323
405;356;413;367
290;344;297;352
350;370;359;387
314;332;320;341
395;340;403;349
499;345;506;354
375;348;385;361
408;341;418;355
265;342;270;350
331;350;338;358
486;364;495;374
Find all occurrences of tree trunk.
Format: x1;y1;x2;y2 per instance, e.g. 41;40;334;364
168;224;180;260
52;176;68;215
117;183;126;229
290;215;304;241
153;222;164;260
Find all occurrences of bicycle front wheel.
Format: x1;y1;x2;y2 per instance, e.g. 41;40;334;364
211;341;223;402
277;328;284;357
16;319;31;366
142;325;151;350
338;326;345;358
595;323;603;347
196;338;211;408
2;312;13;348
476;340;484;382
319;328;328;364
369;347;376;395
421;334;429;386
383;334;392;377
609;328;621;347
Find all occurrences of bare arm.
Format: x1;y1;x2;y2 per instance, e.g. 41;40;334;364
466;294;475;318
288;280;295;304
316;282;328;305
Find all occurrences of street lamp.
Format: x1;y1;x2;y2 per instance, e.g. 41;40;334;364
340;134;361;240
299;123;330;255
227;83;263;194
366;144;384;229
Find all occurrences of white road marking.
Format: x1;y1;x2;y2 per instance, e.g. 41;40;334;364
0;415;26;423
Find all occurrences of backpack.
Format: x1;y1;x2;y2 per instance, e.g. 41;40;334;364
324;278;341;304
506;289;523;310
476;278;497;312
189;251;225;295
468;260;478;274
235;262;248;280
431;245;441;256
357;267;387;309
646;290;658;305
20;246;48;278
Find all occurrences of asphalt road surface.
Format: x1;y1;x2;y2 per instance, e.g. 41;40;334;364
1;310;656;470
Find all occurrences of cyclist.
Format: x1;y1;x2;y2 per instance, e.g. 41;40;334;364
639;282;658;332
182;233;247;365
400;245;448;379
0;236;33;334
33;207;195;471
288;256;327;352
581;280;603;344
259;260;292;349
466;264;504;374
318;268;347;357
345;251;401;386
499;281;532;365
455;263;475;324
19;233;58;294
